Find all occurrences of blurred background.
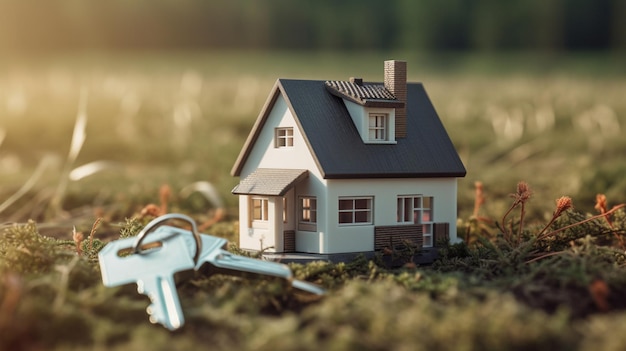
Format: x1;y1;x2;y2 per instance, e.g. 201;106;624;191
1;0;624;53
0;0;625;228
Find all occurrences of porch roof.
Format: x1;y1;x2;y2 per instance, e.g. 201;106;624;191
231;168;309;196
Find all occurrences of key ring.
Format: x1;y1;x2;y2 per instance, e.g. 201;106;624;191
132;213;202;264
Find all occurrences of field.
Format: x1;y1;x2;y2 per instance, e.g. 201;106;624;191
1;51;626;350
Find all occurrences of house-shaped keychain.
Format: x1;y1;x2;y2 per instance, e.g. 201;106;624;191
231;60;466;263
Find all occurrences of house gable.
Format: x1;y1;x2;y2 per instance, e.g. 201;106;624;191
231;81;324;178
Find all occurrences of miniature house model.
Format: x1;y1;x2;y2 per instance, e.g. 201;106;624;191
231;60;466;259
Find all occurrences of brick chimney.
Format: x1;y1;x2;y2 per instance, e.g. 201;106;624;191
384;60;407;138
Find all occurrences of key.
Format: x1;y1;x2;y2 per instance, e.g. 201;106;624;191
98;228;197;330
162;226;325;295
196;233;325;295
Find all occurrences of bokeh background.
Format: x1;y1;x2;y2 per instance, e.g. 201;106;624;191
1;0;625;53
1;0;625;226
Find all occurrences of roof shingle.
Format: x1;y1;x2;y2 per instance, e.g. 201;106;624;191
232;168;309;196
324;80;404;108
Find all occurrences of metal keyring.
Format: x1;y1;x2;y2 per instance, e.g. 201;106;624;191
132;213;202;264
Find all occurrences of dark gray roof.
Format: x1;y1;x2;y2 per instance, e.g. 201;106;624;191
232;79;466;179
232;168;309;196
325;80;401;107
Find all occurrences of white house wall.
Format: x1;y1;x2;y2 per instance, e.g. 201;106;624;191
323;177;460;254
238;195;281;252
238;93;328;253
239;94;322;178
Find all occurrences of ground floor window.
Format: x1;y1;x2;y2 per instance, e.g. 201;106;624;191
397;195;434;247
339;197;373;225
251;197;269;221
299;196;317;231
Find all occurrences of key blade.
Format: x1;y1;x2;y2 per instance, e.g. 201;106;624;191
199;248;293;279
194;234;325;295
292;279;325;295
138;275;184;330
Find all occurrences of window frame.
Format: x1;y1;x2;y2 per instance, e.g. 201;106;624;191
368;113;388;141
250;197;269;222
338;196;373;226
298;196;317;231
275;127;294;148
397;195;434;247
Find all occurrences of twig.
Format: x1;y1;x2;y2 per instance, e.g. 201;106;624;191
89;217;102;252
525;250;565;264
537;204;625;241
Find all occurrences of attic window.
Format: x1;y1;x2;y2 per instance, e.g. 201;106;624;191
368;114;388;141
275;127;293;148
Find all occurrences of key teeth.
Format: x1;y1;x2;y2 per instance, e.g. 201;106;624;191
146;303;173;330
147;304;159;323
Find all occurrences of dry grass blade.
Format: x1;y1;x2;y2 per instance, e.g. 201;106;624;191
0;155;57;215
49;88;89;216
68;89;88;162
0;128;6;148
180;181;224;208
69;161;118;181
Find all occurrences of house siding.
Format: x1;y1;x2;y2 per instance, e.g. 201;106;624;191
324;177;459;254
374;224;423;250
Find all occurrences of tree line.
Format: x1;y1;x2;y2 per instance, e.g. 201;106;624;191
0;0;623;53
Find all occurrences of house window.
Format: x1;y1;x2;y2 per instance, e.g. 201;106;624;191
397;195;434;247
368;114;388;141
299;196;317;231
339;197;373;225
251;197;269;221
275;127;294;147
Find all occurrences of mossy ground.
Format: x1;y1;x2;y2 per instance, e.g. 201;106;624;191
2;200;626;350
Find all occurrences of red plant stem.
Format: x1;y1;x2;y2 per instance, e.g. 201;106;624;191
525;250;565;264
501;200;520;242
537;204;625;241
89;217;102;252
518;202;526;246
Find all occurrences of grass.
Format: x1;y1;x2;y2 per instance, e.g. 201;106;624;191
1;51;626;350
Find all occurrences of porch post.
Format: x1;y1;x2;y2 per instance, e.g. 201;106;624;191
269;197;284;252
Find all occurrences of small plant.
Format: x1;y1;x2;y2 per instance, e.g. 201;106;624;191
462;181;496;243
119;217;145;238
498;181;532;246
0;221;59;274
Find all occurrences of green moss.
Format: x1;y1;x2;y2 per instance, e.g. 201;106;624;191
0;221;62;274
2;213;626;350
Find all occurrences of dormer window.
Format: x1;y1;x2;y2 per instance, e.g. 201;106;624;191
369;113;388;141
324;78;402;145
275;127;293;148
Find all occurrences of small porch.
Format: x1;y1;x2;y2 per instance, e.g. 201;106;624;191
232;168;309;253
